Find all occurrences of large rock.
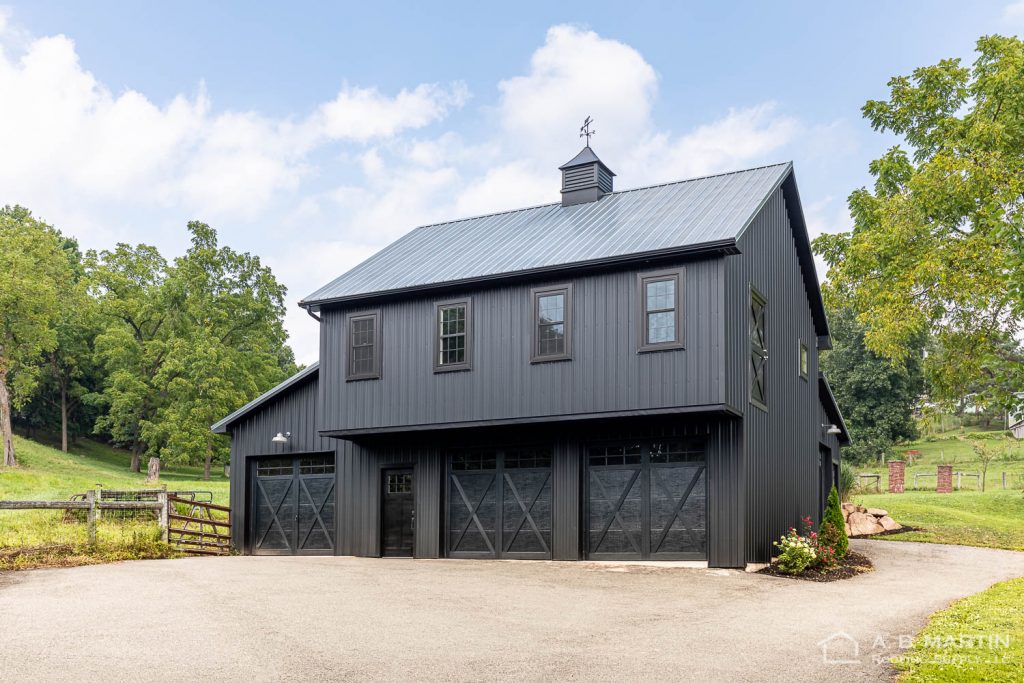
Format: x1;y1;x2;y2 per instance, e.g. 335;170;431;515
878;516;902;531
866;508;888;517
844;522;852;536
848;511;885;536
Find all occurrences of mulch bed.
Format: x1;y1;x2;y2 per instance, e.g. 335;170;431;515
757;550;874;582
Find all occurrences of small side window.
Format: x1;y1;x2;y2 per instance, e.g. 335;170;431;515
346;310;381;381
638;268;684;352
531;284;573;363
750;288;767;409
799;340;809;380
435;300;472;372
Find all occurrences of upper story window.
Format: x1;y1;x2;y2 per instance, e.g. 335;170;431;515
531;284;573;363
435;300;472;372
638;268;684;352
346;310;381;381
750;288;767;409
799;340;809;380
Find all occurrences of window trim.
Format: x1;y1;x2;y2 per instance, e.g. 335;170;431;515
530;283;573;363
637;267;685;353
749;286;768;411
433;298;473;373
798;339;809;381
345;309;382;381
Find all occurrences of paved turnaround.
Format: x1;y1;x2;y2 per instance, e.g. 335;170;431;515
1;540;1023;682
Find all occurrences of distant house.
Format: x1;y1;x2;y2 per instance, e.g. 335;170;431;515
212;146;849;568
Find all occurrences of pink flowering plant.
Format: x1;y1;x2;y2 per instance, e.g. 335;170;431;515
773;517;838;574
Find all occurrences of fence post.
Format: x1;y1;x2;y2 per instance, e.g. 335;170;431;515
957;471;962;490
1003;472;1007;490
95;487;102;521
85;490;97;546
157;492;169;543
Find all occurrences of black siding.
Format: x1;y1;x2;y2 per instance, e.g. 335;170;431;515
724;187;821;564
319;260;727;434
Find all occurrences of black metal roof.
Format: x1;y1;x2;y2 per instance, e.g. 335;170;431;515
559;145;615;174
211;362;319;434
818;373;852;445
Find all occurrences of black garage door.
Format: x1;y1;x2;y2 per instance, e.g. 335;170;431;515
447;448;552;559
251;454;336;555
587;440;706;560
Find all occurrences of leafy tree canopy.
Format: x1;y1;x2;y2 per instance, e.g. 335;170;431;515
814;35;1024;413
0;206;71;465
821;307;925;464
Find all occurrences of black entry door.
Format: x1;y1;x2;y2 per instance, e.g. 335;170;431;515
447;448;552;559
587;440;706;560
252;455;336;555
381;468;415;557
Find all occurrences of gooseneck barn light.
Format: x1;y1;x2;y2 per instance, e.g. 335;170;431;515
272;432;291;444
823;424;842;436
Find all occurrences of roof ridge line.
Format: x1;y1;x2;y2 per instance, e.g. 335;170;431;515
411;160;794;232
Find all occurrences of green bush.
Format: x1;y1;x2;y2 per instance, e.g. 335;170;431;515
821;485;849;558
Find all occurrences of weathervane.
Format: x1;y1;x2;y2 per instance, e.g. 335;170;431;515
579;116;596;145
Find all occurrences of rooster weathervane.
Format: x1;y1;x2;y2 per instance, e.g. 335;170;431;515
579;116;596;145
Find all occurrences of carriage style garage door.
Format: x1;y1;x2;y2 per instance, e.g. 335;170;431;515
587;440;706;560
447;448;552;559
251;454;336;555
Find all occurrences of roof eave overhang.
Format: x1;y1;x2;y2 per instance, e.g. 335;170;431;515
818;373;851;445
299;239;739;312
320;403;742;439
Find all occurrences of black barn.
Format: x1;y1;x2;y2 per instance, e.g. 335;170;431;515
213;148;849;568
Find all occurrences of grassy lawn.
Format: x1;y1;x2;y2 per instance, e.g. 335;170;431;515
853;490;1024;552
0;435;230;569
894;578;1024;682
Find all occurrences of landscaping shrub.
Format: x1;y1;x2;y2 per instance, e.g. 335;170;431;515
821;485;849;558
773;526;817;574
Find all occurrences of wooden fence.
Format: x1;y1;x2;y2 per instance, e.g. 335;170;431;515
0;490;230;555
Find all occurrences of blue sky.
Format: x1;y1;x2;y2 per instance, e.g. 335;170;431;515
2;1;1021;363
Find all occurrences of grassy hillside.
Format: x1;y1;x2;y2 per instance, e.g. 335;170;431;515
0;435;229;566
0;435;229;503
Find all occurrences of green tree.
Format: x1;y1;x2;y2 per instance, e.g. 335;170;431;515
86;243;171;472
0;206;70;466
814;35;1024;414
150;222;293;479
821;307;924;464
37;236;99;452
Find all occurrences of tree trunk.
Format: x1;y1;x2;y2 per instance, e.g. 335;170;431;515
60;381;68;453
203;442;212;481
146;456;160;482
0;372;14;467
130;440;141;473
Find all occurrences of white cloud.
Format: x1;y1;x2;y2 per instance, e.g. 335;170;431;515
1004;0;1024;25
0;16;842;364
315;82;469;142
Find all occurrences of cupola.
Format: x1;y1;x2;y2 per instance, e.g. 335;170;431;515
559;145;615;207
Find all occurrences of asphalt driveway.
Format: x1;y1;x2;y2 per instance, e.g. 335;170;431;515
1;539;1023;682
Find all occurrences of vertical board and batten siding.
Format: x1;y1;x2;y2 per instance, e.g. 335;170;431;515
318;260;726;434
227;374;337;551
724;186;820;564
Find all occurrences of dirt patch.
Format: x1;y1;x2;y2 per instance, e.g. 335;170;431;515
757;551;874;582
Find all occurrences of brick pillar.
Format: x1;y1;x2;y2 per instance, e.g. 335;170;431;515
888;460;905;494
937;465;953;494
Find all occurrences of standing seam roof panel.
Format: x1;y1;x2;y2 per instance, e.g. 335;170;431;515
301;162;792;304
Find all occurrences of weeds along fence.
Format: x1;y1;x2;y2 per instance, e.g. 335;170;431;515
0;490;231;556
